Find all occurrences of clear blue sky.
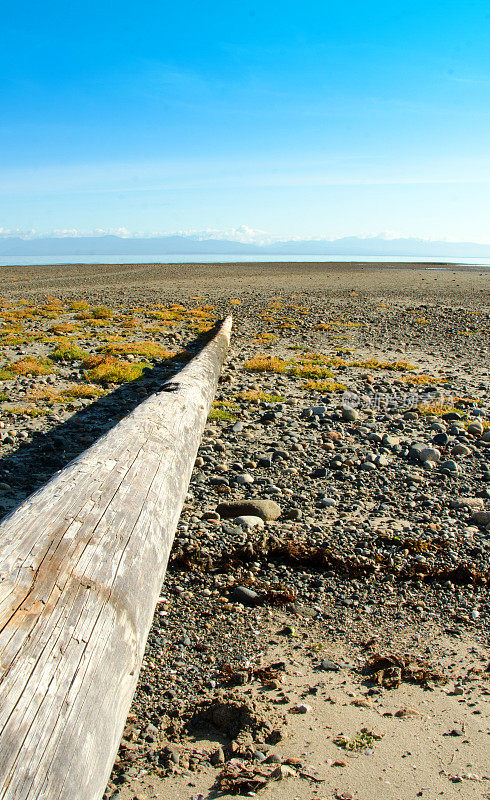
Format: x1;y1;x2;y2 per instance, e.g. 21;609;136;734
1;1;490;241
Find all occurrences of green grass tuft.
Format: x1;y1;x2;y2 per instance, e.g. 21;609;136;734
50;338;90;362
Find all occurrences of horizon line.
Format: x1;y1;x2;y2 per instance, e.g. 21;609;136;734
2;231;490;246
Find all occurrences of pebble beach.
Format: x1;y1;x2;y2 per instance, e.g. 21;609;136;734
0;261;489;800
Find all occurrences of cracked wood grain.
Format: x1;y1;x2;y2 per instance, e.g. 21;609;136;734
0;316;232;800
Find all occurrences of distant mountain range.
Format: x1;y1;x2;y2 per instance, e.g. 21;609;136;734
1;234;490;259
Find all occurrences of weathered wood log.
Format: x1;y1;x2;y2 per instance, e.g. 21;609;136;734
0;316;232;800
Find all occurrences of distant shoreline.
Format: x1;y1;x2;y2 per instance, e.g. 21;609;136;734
2;255;490;269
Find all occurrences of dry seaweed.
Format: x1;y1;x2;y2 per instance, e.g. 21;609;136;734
231;538;377;578
170;531;488;587
333;727;384;752
423;564;487;586
214;760;295;794
259;585;298;605
168;545;213;572
214;761;271;794
227;535;489;586
219;662;283;688
362;653;447;689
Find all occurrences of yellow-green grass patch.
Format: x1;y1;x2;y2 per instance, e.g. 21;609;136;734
236;389;285;403
0;333;42;346
84;356;150;385
61;383;107;399
208;400;239;421
399;373;441;386
302;379;347;392
1;356;56;377
3;405;47;417
49;322;79;334
186;319;216;334
417;403;462;417
351;358;416;371
50;338;90;362
27;383;106;404
289;364;335;379
254;333;278;342
243;355;289;373
98;341;175;359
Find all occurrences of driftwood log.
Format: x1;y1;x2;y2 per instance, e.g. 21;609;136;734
0;316;232;800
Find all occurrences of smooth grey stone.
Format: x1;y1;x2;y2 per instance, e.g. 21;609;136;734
382;434;400;447
440;459;460;474
452;443;471;456
420;447;441;463
235;473;254;485
320;659;340;671
472;510;490;526
272;449;288;460
233;586;260;606
234;515;265;529
217;498;282;521
320;497;337;507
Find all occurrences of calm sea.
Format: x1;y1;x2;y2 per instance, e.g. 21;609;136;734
1;254;490;268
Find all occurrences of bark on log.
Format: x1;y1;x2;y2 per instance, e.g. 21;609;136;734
0;316;232;800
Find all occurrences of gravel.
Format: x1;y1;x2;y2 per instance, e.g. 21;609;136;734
0;280;488;796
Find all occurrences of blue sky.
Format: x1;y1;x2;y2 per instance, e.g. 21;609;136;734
1;0;490;241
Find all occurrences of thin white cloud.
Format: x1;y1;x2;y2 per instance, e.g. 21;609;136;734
179;225;279;244
3;227;490;245
0;226;135;240
2;153;490;197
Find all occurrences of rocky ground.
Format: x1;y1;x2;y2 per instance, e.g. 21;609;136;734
0;263;489;800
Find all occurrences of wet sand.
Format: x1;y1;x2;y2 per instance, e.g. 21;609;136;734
1;260;489;301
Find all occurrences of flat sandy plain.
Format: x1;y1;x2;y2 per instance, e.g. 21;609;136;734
1;262;490;800
1;260;489;300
